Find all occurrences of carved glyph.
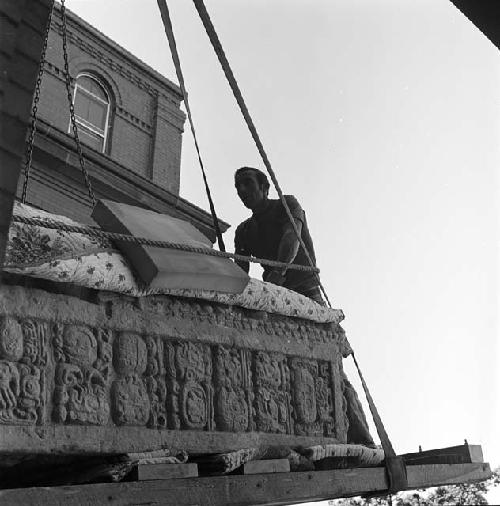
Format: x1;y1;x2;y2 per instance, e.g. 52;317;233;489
0;318;47;425
166;341;214;431
254;351;291;434
145;335;167;429
290;358;336;436
53;324;110;425
214;346;253;432
111;332;150;426
111;375;150;426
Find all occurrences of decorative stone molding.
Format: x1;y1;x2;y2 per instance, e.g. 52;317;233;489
0;284;347;454
115;107;152;133
157;97;186;131
44;61;66;83
43;61;151;133
67;55;124;108
52;21;178;108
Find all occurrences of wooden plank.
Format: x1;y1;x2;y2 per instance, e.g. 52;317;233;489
402;444;483;465
407;463;490;489
130;463;198;481
243;459;290;475
0;462;491;506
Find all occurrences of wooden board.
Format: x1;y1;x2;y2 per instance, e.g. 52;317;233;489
92;199;249;293
0;462;491;506
243;459;290;475
402;444;483;465
130;463;198;481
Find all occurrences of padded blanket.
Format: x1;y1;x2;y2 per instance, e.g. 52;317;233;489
4;202;344;325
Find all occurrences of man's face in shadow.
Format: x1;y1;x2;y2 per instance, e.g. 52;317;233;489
235;169;267;211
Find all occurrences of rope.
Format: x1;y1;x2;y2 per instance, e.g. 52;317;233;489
186;2;407;491
10;215;320;273
352;353;408;492
156;0;226;252
190;0;332;308
351;353;396;458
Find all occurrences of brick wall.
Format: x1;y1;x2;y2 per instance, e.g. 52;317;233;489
37;4;185;195
0;0;53;267
4;2;227;248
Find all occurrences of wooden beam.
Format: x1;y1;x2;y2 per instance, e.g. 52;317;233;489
402;444;483;465
0;462;491;506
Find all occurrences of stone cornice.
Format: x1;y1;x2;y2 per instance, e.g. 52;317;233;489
157;97;186;130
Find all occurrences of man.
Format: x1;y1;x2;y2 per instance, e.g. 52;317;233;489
234;166;374;446
234;166;324;305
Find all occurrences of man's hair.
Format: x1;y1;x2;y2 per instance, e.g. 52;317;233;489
234;166;270;193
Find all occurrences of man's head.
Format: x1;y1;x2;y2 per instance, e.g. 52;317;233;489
234;167;270;211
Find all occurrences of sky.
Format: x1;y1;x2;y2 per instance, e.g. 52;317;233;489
66;0;499;468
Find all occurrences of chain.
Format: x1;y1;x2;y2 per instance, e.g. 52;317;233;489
21;0;56;204
60;0;96;207
11;215;321;273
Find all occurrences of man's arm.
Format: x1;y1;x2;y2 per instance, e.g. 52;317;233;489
234;223;250;273
265;218;302;285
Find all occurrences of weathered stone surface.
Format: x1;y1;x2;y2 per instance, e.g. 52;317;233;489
0;283;348;454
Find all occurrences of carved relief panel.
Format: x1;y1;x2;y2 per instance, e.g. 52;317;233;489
166;341;214;431
144;335;167;429
111;332;150;426
53;324;110;425
0;317;48;425
253;351;291;434
214;346;253;432
0;294;345;442
290;358;336;436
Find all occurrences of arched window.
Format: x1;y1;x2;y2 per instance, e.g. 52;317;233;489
71;73;110;152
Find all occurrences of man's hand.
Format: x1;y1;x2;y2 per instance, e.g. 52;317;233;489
264;269;286;286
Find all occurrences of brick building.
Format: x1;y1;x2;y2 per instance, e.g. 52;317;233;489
18;3;227;242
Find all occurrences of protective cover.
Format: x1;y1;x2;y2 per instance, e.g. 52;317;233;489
92;199;249;293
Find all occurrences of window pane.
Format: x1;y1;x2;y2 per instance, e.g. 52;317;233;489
77;76;107;101
74;89;107;132
77;124;104;151
74;90;91;122
71;74;110;153
88;99;107;131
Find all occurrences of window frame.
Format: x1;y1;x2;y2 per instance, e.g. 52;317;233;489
70;72;111;153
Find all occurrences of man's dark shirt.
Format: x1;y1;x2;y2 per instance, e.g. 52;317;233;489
234;195;318;294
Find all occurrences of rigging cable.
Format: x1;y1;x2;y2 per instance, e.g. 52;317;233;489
190;0;331;307
188;0;408;492
157;0;226;252
10;215;319;273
